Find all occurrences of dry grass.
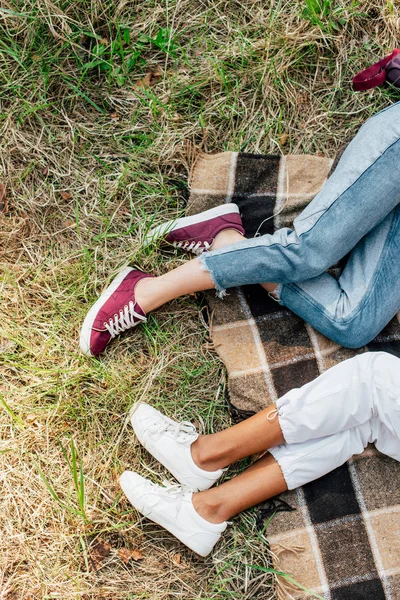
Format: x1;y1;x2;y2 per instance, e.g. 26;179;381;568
0;0;399;598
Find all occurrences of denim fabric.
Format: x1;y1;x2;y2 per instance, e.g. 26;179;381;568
269;353;400;489
201;102;400;348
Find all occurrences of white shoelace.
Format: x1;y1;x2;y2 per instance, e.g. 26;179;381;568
148;419;198;444
172;240;210;255
104;301;146;338
148;480;191;518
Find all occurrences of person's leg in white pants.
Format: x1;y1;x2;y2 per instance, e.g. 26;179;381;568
187;352;400;523
121;352;400;556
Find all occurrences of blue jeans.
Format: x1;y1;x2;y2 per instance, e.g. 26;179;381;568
201;103;400;348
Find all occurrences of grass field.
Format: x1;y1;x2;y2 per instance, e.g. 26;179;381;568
0;1;399;598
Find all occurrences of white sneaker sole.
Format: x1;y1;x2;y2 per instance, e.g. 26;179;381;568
79;267;134;356
143;203;240;248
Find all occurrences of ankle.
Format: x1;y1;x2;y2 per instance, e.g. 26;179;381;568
211;228;244;250
134;276;158;313
192;491;228;524
191;436;227;472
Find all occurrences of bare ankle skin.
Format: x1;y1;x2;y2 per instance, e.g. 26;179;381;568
210;228;244;250
190;435;232;472
192;491;229;524
134;277;158;313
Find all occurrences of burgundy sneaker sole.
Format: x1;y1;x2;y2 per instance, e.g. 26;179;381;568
143;203;240;248
80;267;136;357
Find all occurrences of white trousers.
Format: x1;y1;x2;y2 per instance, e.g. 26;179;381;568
269;352;400;490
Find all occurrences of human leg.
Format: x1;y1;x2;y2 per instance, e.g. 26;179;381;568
201;102;400;293
138;103;400;312
193;420;372;525
278;205;400;347
82;206;399;354
193;352;400;472
128;353;400;490
129;400;283;491
119;418;374;554
82;105;400;356
121;351;400;554
275;352;400;444
80;208;251;356
184;350;400;522
192;452;287;524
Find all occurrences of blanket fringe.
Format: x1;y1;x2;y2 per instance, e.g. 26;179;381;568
270;543;306;600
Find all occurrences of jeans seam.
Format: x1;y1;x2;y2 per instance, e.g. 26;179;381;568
284;209;399;327
208;135;400;262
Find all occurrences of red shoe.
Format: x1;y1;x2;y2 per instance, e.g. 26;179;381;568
80;268;154;356
144;203;244;255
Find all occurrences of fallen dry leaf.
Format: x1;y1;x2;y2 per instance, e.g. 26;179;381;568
135;68;162;88
279;132;289;146
118;547;144;563
131;548;144;561
60;191;72;200
172;552;181;565
25;414;38;424
0;182;8;213
87;541;111;571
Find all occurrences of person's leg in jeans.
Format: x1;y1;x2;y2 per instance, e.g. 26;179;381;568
136;206;400;348
277;206;400;347
137;103;400;341
121;352;400;555
81;103;400;355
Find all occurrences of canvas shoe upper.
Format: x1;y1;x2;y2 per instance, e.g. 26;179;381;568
131;403;224;491
143;203;245;255
119;471;227;557
80;267;154;356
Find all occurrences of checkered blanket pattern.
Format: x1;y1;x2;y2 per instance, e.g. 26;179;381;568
187;151;400;600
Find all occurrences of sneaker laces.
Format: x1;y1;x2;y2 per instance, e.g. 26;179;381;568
104;301;146;338
172;240;211;255
148;419;198;443
156;480;191;518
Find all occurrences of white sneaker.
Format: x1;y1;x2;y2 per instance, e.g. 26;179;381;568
119;471;227;557
130;403;224;491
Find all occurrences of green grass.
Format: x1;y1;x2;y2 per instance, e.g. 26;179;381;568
1;0;399;598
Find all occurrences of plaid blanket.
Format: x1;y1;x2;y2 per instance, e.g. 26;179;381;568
187;151;400;600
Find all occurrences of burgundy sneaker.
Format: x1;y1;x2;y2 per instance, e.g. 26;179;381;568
144;203;245;255
80;268;154;356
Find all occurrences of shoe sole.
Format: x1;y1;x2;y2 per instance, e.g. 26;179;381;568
79;267;134;357
143;203;240;248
